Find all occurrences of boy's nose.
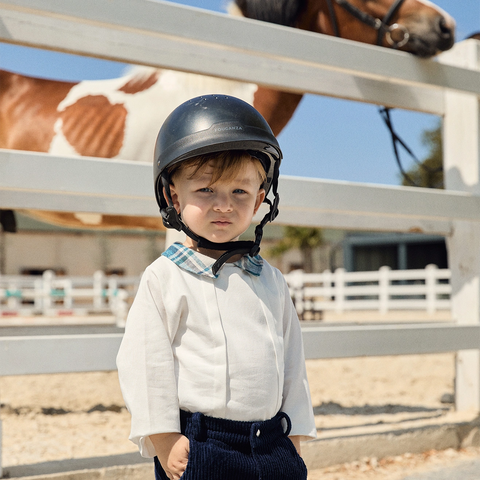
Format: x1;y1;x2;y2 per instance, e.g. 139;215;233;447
213;193;233;212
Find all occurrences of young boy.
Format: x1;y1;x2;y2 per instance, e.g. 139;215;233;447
116;95;316;480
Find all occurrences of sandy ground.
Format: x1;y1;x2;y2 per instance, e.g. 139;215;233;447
2;350;480;479
307;447;480;480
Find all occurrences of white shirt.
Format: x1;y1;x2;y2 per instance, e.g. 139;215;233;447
116;244;316;457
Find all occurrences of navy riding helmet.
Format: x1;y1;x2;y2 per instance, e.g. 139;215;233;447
153;94;282;274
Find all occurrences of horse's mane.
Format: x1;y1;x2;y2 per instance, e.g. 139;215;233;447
466;32;480;41
234;0;306;27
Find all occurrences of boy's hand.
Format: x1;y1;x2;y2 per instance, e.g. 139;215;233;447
149;432;190;480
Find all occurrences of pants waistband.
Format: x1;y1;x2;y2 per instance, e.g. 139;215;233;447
180;410;292;440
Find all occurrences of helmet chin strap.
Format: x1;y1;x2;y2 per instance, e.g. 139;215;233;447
163;205;264;276
161;174;279;275
183;221;261;276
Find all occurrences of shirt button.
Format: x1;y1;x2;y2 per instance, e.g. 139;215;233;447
256;429;261;437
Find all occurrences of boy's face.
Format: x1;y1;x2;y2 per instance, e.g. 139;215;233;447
169;160;266;248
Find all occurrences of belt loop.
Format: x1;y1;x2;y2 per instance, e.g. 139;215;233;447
279;412;292;436
188;412;205;441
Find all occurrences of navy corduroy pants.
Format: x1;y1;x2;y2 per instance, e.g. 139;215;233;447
154;410;307;480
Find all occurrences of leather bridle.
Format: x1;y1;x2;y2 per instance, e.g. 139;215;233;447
325;0;410;48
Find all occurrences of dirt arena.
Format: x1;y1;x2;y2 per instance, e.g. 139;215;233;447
2;349;480;479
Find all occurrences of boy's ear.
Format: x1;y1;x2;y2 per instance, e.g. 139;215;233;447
164;185;181;214
254;189;266;214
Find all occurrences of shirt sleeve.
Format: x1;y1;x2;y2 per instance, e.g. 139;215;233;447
116;263;181;457
279;273;317;441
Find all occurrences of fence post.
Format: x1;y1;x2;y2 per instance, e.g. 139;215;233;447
334;268;346;313
64;279;73;309
34;278;43;312
287;270;305;318
93;270;105;310
425;264;438;315
6;281;19;310
112;289;128;327
107;274;118;308
323;269;334;302
378;266;390;314
42;270;54;313
440;40;480;412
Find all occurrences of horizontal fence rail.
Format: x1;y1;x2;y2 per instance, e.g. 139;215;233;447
1;323;479;376
2;151;480;234
1;0;480;112
0;334;122;376
302;324;480;359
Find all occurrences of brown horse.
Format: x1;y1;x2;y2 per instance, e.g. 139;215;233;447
0;0;455;230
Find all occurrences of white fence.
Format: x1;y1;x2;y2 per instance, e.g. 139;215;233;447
0;271;137;324
0;266;450;322
0;0;480;475
285;265;451;318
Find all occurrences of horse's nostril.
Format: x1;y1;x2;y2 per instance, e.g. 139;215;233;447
437;16;452;39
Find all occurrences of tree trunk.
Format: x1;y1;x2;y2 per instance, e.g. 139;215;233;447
302;246;314;273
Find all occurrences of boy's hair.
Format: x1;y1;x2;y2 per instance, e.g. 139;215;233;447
169;150;267;188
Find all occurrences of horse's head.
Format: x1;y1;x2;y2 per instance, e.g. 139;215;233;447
321;0;455;57
236;0;455;58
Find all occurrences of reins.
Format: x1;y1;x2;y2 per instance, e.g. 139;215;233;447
324;1;436;187
325;0;409;48
379;107;443;188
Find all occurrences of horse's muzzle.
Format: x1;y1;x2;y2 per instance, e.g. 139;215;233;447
434;16;455;51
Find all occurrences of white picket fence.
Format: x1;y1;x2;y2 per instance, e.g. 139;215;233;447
0;271;137;324
285;265;451;318
0;265;452;322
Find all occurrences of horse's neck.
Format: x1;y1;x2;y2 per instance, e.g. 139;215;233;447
0;69;12;85
253;87;303;136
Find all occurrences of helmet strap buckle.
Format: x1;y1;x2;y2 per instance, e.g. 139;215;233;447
161;206;183;231
269;194;280;222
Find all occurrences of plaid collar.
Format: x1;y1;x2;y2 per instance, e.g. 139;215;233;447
162;243;263;279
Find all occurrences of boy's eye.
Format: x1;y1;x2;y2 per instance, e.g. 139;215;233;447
233;189;246;194
198;187;213;193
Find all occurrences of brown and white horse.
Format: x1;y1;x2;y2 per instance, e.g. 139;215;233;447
0;0;455;230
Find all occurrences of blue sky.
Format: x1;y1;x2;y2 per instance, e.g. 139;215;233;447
0;0;478;186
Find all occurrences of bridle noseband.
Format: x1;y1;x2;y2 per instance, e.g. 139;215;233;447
325;0;410;48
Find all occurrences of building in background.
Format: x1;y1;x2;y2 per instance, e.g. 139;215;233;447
1;213;348;276
1;213;166;277
342;232;447;272
3;213;445;277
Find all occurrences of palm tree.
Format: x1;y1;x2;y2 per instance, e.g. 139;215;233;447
401;121;443;188
269;226;324;273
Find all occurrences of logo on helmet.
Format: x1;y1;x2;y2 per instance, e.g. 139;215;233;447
214;126;244;132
